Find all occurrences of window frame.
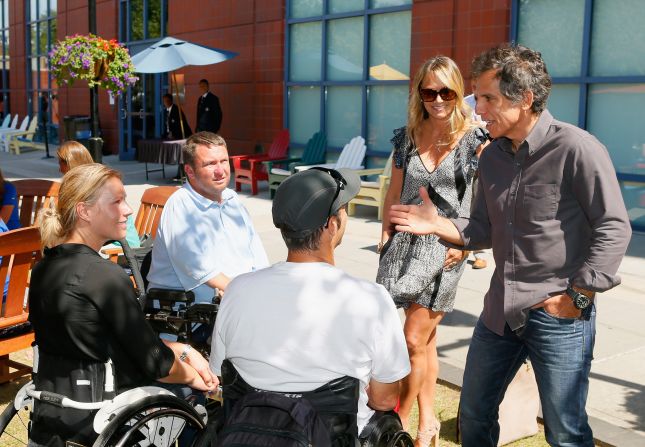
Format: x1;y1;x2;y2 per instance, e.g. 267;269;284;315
285;0;412;160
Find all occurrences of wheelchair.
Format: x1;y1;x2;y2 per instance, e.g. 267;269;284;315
220;359;414;447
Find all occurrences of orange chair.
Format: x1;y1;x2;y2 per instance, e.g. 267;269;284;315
13;179;61;227
0;227;42;383
231;129;290;195
103;185;178;262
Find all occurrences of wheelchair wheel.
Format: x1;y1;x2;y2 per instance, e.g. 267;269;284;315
0;403;30;445
362;413;414;447
93;395;206;447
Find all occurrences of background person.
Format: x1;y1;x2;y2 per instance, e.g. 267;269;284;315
162;93;192;140
210;168;410;439
0;168;20;230
376;56;487;446
195;79;222;133
389;44;631;447
29;163;217;446
147;132;268;305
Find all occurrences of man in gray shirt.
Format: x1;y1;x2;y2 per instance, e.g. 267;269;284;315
389;44;631;447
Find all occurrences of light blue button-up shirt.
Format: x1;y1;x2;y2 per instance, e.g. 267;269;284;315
147;183;269;304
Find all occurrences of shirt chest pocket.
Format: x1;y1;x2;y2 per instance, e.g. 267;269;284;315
521;184;558;221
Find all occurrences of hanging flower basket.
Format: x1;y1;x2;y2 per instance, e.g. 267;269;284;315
48;34;139;97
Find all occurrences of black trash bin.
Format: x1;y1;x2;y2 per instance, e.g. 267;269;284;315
62;115;102;163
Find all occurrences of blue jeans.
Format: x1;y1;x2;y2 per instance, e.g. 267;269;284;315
459;307;596;447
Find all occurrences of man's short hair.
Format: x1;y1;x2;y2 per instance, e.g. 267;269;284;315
199;79;209;87
163;93;173;102
280;209;343;252
183;131;226;168
471;43;552;114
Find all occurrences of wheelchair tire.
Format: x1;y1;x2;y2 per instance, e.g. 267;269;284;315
0;403;30;445
361;413;414;447
92;395;206;447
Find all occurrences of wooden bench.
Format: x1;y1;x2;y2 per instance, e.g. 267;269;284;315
0;227;42;383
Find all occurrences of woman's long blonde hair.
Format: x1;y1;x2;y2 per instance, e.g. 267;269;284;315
38;164;122;248
57;140;94;171
407;56;473;146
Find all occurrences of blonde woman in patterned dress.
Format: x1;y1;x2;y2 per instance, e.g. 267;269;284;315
377;56;488;447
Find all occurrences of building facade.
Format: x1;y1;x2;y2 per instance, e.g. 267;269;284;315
2;0;643;230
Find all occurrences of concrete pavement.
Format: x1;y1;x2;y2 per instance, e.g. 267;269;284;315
2;150;644;446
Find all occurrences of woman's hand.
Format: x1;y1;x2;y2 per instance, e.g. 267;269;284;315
443;248;469;271
184;348;218;390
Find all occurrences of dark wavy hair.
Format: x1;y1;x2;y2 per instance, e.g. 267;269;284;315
471;43;552;114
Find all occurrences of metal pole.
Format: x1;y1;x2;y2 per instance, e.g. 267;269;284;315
88;0;103;162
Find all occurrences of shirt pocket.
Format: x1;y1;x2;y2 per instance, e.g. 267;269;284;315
522;184;557;221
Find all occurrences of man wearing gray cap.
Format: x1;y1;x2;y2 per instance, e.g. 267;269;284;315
209;167;410;438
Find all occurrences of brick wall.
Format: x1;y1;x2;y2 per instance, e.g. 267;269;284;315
411;0;511;90
167;0;285;155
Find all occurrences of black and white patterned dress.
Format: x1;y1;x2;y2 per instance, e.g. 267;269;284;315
376;126;482;311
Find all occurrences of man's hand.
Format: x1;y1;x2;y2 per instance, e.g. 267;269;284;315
532;293;581;319
390;187;439;235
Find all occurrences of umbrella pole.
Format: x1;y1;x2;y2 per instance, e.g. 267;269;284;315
172;72;186;139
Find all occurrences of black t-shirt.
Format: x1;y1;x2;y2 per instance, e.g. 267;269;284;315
28;243;174;445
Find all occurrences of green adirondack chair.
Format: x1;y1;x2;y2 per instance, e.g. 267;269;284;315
263;131;327;198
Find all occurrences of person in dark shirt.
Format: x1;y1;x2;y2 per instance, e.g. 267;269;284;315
28;163;218;446
195;79;222;133
388;44;631;447
162;93;192;140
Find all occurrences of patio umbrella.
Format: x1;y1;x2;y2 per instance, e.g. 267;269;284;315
130;36;238;138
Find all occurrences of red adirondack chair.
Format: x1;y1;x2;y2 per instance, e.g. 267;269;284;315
232;129;290;195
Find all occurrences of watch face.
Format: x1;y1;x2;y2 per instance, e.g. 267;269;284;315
574;293;590;310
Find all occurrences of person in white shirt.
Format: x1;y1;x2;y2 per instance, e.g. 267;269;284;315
147;132;269;305
210;167;411;437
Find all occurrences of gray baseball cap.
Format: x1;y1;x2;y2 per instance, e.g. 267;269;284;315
272;167;361;238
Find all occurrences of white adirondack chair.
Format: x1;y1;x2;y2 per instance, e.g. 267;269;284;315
348;152;393;220
0;114;11;130
0;115;24;152
1;116;34;152
294;136;366;171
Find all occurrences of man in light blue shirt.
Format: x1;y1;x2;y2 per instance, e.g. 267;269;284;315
147;132;269;304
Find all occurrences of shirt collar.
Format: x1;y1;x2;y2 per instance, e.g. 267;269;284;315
202;92;208;99
524;109;553;156
183;181;234;207
494;109;554;156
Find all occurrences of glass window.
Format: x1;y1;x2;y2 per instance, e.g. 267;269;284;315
590;0;645;76
130;0;144;41
368;85;408;152
517;0;584;77
327;17;363;81
147;0;162;39
587;83;645;172
286;3;412;165
370;0;412;8
290;22;322;81
369;11;410;80
290;0;322;18
289;86;321;145
329;0;363;15
326;86;362;148
546;84;579;125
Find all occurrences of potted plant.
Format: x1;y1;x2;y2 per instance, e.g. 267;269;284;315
48;34;138;97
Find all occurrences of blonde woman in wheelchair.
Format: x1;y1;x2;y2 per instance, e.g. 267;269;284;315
10;163;217;447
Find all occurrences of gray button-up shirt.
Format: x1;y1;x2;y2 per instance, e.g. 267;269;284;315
451;110;631;335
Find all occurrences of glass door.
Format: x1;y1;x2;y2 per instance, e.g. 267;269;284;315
119;73;162;160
